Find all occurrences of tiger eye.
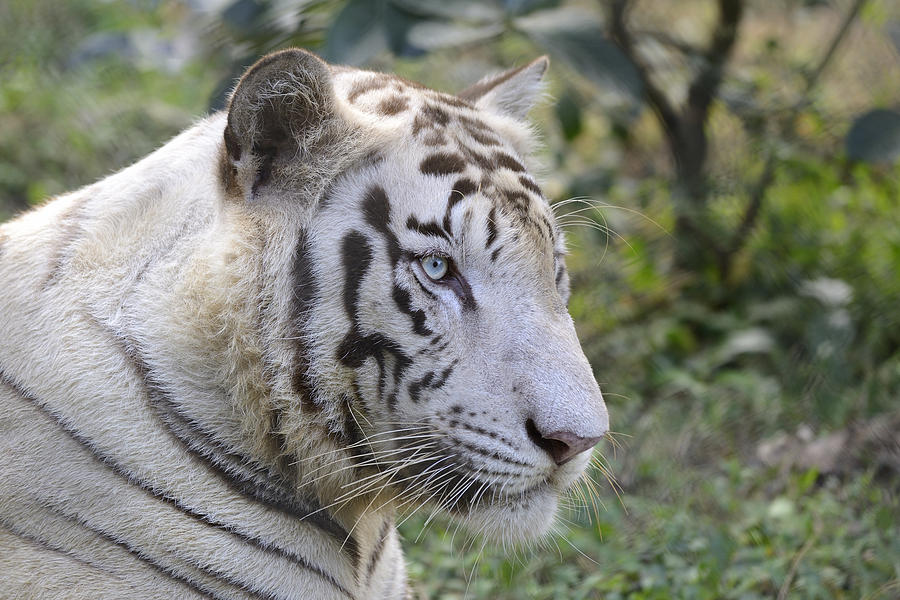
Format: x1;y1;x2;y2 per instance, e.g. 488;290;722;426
420;255;449;280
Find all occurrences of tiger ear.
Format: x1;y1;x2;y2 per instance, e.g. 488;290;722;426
458;56;549;121
223;48;338;198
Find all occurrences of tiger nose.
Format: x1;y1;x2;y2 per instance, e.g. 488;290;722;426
525;419;604;466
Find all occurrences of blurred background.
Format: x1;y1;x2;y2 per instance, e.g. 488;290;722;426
2;0;899;598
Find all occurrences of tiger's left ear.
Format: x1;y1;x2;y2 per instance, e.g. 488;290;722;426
223;48;348;200
458;56;549;121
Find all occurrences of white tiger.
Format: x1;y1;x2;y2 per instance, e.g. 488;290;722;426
0;49;608;599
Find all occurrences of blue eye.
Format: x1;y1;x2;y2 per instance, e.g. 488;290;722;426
420;254;449;280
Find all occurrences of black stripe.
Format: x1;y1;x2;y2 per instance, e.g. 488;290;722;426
485;206;498;248
420;153;465;176
412;274;438;301
0;378;226;599
459;145;495;171
46;505;240;600
421;104;450;127
431;360;457;389
494;152;526;172
443;179;476;237
391;284;432;336
291;229;320;414
364;519;392;584
0;520;112;575
362;187;401;266
347;75;390;103
502;189;531;214
518;175;542;195
407;371;434;404
556;265;566;285
336;229;412;412
340;231;372;321
405;215;449;240
111;333;359;567
448;435;533;468
0;369;355;600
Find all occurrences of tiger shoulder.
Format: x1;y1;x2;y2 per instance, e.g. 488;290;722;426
0;48;608;600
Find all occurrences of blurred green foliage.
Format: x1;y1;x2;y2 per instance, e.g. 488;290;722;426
1;0;898;598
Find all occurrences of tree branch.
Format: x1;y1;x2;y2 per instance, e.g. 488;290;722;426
606;0;682;157
685;0;743;122
719;0;868;277
803;0;867;94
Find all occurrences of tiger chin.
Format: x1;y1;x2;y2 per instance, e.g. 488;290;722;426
0;48;608;599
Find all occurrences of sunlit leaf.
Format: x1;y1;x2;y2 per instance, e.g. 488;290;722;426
405;21;503;50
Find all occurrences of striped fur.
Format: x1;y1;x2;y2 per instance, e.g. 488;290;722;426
0;49;608;599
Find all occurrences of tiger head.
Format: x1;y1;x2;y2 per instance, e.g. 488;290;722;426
221;49;608;546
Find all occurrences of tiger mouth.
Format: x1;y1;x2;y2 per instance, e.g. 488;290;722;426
389;450;556;515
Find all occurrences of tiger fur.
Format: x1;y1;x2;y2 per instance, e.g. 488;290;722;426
0;49;609;599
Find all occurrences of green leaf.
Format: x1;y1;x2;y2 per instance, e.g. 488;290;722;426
555;87;583;140
514;8;642;101
845;108;900;163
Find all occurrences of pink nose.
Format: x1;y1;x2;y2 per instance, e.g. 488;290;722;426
526;419;604;465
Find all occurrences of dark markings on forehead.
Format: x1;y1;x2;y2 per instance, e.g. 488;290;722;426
406;215;449;240
459;116;501;146
459;146;495;171
362;186;432;337
422;104;450;126
518;175;542;195
468;129;501;147
420;153;466;176
362;186;401;265
494;153;526;172
491;246;502;262
428;92;471;109
423;130;447;146
348;75;391;103
378;95;409;116
457;115;492;133
501;190;530;213
443;178;476;237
